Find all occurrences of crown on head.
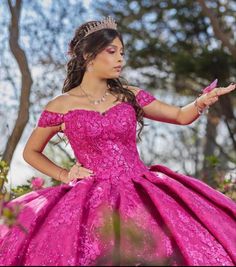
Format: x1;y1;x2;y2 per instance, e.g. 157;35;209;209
84;16;117;37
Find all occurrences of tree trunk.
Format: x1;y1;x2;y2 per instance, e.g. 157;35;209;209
202;108;220;187
0;0;33;191
197;0;236;60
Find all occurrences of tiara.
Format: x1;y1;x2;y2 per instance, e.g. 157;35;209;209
84;16;117;37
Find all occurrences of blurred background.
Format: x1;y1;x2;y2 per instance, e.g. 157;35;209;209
0;0;235;200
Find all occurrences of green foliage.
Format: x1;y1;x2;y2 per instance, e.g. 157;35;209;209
205;155;220;168
194;49;232;81
1;176;45;231
217;174;236;201
173;49;232;82
0;160;10;184
0;159;10;207
10;184;32;199
93;0;236;89
10;176;47;199
203;155;236;201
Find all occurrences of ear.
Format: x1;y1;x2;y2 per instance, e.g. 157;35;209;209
83;53;88;61
83;52;93;61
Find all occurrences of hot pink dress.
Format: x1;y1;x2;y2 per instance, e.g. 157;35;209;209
0;89;235;266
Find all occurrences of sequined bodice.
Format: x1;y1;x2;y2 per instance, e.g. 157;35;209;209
37;89;156;181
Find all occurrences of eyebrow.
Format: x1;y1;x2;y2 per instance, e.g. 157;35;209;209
109;44;124;51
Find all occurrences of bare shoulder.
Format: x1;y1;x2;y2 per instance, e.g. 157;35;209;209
126;85;142;96
43;93;70;114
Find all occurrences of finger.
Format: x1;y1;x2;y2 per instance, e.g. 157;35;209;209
80;167;93;174
210;97;218;105
76;173;95;180
204;96;218;106
212;86;233;97
222;84;236;94
226;83;236;90
68;165;94;180
209;97;218;102
213;88;224;97
212;97;218;103
78;169;94;178
85;173;94;178
68;168;81;179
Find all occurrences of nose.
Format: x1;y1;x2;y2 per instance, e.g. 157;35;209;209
118;54;124;64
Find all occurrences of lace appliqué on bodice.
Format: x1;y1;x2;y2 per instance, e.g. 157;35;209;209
36;88;156;190
37;89;156;128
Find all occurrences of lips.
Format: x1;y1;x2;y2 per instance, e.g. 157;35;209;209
114;66;122;71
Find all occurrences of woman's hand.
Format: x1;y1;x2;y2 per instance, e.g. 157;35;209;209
197;83;236;109
60;162;94;184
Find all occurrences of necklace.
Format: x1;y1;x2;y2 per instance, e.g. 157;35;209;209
79;84;110;105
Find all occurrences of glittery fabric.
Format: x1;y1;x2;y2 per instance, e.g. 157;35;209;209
0;89;235;266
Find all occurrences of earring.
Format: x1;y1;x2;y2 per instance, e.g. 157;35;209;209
87;63;93;72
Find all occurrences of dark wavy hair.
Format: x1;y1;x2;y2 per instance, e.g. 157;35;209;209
62;20;145;140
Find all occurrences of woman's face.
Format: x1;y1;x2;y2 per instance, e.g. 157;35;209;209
90;37;125;79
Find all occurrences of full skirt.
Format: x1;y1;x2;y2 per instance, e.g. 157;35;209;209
0;164;235;266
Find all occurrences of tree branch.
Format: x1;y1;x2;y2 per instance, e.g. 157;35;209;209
197;0;236;60
1;0;33;191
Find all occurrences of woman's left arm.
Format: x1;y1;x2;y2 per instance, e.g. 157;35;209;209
141;83;236;125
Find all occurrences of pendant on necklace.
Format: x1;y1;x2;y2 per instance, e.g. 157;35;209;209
92;91;110;105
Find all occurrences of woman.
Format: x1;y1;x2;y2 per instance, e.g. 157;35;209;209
0;16;235;266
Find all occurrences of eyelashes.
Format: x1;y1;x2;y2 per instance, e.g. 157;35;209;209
107;50;125;56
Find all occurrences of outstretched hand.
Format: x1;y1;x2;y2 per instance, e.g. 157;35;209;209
198;83;236;108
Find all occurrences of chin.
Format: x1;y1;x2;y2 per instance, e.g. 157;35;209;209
103;73;120;79
110;74;120;79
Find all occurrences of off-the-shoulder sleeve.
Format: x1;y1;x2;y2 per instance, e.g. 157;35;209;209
136;89;156;108
37;110;64;128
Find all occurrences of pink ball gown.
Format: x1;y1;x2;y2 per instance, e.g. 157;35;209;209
0;89;235;266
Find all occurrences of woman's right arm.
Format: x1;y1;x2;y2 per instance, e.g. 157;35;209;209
23;123;69;183
23;96;69;183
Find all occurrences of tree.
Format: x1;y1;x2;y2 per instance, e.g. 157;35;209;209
197;0;236;60
0;0;86;191
1;0;32;191
93;0;236;185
